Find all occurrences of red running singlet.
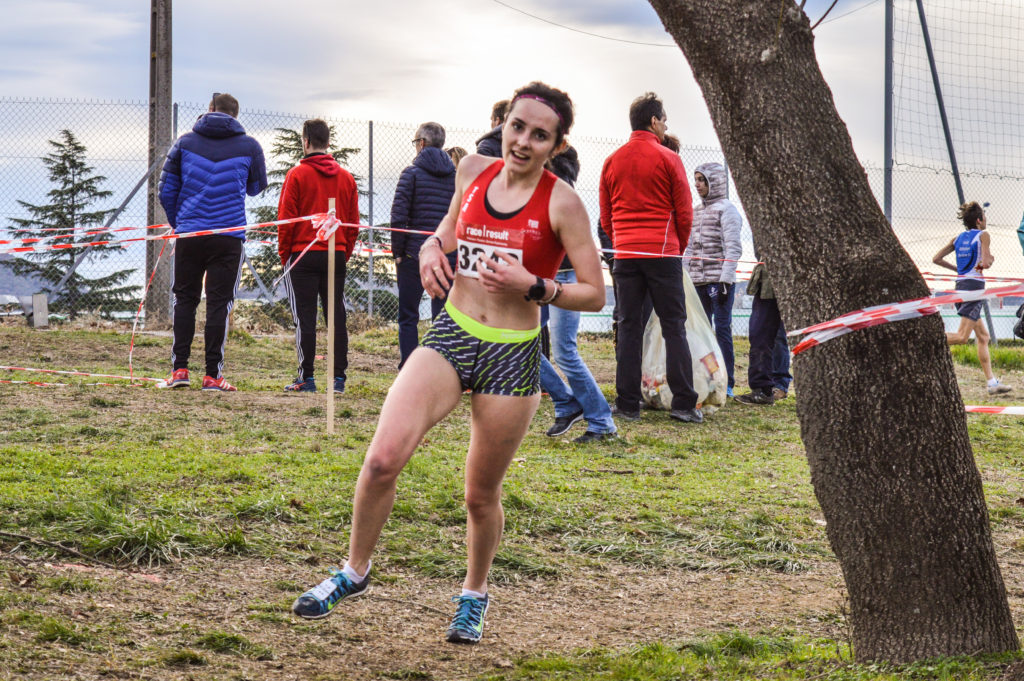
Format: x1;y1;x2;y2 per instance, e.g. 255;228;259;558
455;160;565;281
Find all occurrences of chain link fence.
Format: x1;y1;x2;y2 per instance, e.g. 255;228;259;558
2;97;1022;334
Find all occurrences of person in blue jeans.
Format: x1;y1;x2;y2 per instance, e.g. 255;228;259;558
538;146;616;442
541;268;617;442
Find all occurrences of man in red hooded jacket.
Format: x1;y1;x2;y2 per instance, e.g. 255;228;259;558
277;118;360;394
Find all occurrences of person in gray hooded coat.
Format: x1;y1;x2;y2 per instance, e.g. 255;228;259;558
683;162;743;394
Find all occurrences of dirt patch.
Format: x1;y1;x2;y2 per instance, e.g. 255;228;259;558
9;550;1024;680
2;557;851;681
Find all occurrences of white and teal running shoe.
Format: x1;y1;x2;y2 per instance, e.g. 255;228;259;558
291;568;370;619
445;594;489;644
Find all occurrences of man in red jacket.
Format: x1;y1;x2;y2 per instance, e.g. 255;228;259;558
277;118;360;393
599;92;702;424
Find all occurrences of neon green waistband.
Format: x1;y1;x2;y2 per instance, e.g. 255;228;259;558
445;300;540;343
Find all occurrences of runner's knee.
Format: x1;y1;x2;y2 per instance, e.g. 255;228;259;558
464;484;501;515
362;449;407;484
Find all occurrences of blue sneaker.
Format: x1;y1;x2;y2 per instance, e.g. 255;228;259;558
284;377;316;393
726;386;734;398
333;377;346;394
446;594;489;644
291;568;370;620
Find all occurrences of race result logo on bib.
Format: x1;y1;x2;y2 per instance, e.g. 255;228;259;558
457;223;524;278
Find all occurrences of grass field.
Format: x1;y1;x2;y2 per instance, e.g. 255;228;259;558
1;318;1024;680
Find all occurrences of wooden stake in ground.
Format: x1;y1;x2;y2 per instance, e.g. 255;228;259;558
326;197;336;435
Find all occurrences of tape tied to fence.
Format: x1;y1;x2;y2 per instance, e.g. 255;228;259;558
0;214;331;255
789;282;1024;355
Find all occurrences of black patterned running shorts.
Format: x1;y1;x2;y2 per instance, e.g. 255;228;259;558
421;301;541;396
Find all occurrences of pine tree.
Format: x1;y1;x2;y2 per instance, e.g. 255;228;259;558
3;130;138;317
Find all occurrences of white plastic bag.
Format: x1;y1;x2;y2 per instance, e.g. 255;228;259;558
640;268;729;414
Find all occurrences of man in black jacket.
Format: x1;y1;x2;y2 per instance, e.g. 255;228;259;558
391;122;456;368
474;99;509;158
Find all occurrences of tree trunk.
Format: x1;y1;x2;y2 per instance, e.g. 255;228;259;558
646;0;1018;662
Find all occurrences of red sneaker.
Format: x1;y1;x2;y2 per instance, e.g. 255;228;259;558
201;375;237;392
157;368;190;389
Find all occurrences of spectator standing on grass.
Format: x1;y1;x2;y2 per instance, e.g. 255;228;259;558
475;99;509;158
540;145;617;443
156;93;267;392
734;262;784;405
933;201;1012;395
771;327;792;400
684;162;743;397
390;122;458;369
600;92;701;424
277;119;360;394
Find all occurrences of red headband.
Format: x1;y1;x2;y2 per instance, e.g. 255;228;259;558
512;94;566;130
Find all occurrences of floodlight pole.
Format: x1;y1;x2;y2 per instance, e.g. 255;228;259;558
915;0;996;342
915;0;964;205
146;0;173;328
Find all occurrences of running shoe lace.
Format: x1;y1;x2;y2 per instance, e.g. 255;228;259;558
450;596;484;631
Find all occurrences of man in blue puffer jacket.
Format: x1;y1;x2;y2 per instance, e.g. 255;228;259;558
157;93;267;392
390;121;456;369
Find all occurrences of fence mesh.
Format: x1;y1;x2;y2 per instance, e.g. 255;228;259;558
1;95;1021;334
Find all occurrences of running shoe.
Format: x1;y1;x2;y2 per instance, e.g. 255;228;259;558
546;409;584;437
446;594;489;644
201;376;237;392
284;377;316;393
292;568;371;620
772;388;789;401
156;368;190;389
333;377;346;394
988;380;1012;395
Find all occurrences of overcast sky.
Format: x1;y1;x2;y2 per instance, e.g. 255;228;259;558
0;0;886;158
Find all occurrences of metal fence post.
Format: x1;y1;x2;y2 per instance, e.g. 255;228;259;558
145;0;173;329
368;120;375;318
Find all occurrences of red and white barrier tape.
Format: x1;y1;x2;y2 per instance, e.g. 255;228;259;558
0;214;327;255
965;405;1024;416
0;379;142;388
0;365;161;383
790;282;1024;355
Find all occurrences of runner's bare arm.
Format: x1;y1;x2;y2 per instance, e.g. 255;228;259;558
420;155;499;298
979;231;994;270
548;181;605;312
932;237;957;272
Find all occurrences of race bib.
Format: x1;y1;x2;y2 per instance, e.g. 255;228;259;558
456;223;523;278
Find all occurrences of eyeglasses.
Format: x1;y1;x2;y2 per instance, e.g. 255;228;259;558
411;138;424;146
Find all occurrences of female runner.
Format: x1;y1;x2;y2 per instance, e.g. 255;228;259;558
292;81;605;644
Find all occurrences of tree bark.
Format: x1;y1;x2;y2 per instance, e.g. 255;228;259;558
646;0;1018;662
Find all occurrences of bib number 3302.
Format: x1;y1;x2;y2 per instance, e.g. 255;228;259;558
457;239;522;279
